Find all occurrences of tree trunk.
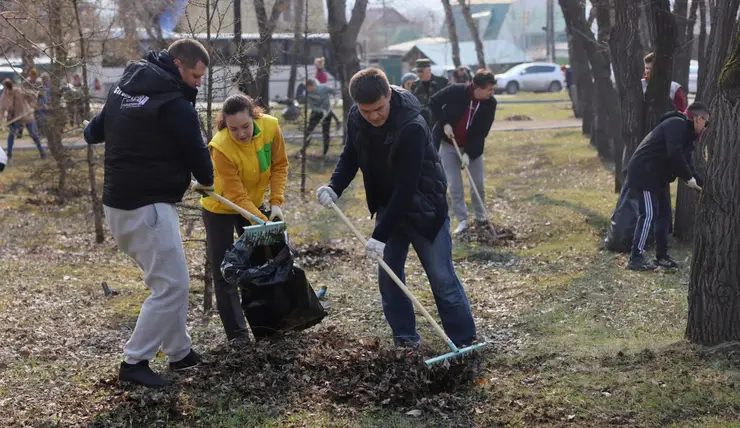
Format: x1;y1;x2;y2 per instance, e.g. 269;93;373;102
48;0;72;203
675;0;740;242
609;0;645;180
639;0;654;55
672;0;696;90
252;0;287;109
696;0;708;100
458;0;486;70
202;0;217;314
685;29;740;345
287;0;305;100
697;0;740;105
72;0;105;243
440;0;462;68
566;27;583;118
590;0;616;165
326;0;369;122
235;0;261;102
644;0;678;131
564;6;594;135
560;0;621;162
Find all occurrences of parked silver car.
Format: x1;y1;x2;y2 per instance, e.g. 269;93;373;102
494;62;564;95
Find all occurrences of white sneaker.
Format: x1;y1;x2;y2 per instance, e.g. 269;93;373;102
453;220;468;235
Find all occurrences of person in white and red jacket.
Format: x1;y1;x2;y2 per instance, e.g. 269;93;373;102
429;69;498;235
642;52;687;112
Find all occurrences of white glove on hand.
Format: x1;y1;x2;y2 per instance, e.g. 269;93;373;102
190;181;214;193
461;153;470;169
687;177;702;191
443;124;455;140
269;205;284;221
364;238;386;260
316;186;338;207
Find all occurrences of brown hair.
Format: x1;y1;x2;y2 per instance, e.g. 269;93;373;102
349;68;390;104
472;69;496;88
2;78;13;90
644;52;655;64
168;38;210;68
217;93;263;131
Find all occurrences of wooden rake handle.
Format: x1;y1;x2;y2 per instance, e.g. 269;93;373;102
329;202;458;351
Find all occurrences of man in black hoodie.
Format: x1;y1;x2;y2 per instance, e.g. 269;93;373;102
84;39;214;387
430;69;497;235
315;68;476;347
625;102;708;271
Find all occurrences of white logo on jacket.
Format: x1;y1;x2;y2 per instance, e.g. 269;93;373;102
114;86;150;109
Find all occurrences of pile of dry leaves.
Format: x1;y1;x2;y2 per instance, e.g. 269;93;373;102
98;327;484;420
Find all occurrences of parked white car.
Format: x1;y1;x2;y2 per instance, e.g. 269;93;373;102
494;62;564;95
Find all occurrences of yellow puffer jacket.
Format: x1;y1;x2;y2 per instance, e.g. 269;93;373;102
200;114;288;221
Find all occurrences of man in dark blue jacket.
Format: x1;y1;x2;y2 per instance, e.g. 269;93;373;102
315;68;476;348
625;102;708;271
430;69;497;234
84;39;214;387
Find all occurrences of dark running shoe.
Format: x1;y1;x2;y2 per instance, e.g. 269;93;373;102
627;256;657;271
119;360;168;388
655;255;679;269
169;349;202;372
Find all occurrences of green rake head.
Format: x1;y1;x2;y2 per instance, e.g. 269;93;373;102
241;220;287;245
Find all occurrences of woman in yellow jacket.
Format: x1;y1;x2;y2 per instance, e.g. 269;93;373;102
200;94;288;341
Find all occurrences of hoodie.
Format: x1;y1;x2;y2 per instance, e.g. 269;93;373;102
306;84;335;113
329;87;448;242
84;50;213;210
626;111;701;192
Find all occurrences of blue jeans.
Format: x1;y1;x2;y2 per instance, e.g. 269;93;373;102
630;184;671;259
376;211;476;346
7;122;45;159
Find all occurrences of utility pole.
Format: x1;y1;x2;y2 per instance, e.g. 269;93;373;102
547;0;556;62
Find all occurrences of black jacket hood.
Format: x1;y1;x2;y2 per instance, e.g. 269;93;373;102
117;50;197;103
659;110;687;123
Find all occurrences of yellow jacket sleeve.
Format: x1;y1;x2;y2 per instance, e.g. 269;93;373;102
212;149;269;222
268;125;289;206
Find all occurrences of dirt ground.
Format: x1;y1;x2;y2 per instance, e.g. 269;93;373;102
2;127;740;427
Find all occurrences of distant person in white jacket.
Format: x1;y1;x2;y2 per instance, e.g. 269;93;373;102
0;146;7;172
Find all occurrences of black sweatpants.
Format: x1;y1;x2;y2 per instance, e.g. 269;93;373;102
630;183;671;259
202;208;251;341
304;110;332;155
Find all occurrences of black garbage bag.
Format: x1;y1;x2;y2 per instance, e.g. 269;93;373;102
221;231;327;339
605;179;653;253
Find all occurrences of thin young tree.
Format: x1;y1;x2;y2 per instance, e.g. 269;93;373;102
685;29;740;345
440;0;462;68
458;0;486;70
326;0;369;121
71;0;105;243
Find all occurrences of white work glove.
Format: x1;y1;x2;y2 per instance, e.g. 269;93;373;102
687;177;702;191
443;123;455;140
316;186;338;207
364;238;386;260
269;205;284;221
460;153;470;169
190;181;214;194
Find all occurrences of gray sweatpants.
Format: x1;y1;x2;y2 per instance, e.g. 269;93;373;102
104;203;192;364
439;142;486;222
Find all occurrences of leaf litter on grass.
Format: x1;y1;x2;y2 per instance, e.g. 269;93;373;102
95;327;485;423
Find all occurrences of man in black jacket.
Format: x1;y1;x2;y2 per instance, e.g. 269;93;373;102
84;39;214;387
625;102;708;271
430;69;497;235
315;68;476;347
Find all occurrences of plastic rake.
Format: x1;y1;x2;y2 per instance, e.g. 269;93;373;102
329;202;487;367
192;182;286;244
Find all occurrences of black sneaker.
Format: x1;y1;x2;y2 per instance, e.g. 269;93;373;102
655;255;679;269
169;349;202;372
627;256;657;271
119;360;168;388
